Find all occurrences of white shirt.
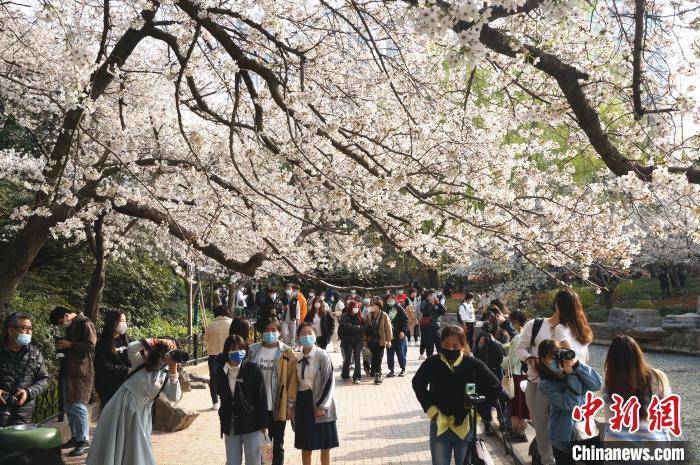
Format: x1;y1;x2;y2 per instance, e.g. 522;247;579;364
312;314;322;337
554;324;589;363
254;346;278;411
297;346;319;392
515;318;556;382
458;302;475;323
236;290;246;307
222;363;241;397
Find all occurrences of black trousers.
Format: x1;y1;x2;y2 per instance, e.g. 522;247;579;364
465;322;475;347
421;325;440;356
207;355;218;404
368;341;385;376
553;446;576;465
268;411;286;465
341;341;362;380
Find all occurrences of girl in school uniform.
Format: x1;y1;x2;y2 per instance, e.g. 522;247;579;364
294;322;339;465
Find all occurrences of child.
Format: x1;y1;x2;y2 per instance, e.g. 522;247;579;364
295;323;339;465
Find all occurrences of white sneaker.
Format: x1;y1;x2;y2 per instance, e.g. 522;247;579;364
211;402;220;410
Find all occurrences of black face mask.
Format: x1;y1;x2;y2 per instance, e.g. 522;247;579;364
441;347;461;363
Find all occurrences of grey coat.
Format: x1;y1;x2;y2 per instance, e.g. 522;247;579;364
297;348;337;423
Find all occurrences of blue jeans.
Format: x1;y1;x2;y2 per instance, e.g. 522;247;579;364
429;420;473;465
66;402;89;443
386;336;407;371
224;430;263;465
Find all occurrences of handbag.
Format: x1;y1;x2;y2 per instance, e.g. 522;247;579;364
501;361;515;399
261;433;274;465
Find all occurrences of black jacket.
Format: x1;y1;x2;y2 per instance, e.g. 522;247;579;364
419;301;446;328
258;297;283;331
0;342;50;426
412;354;504;427
338;313;364;345
473;336;505;379
216;355;269;437
385;305;408;340
94;338;130;406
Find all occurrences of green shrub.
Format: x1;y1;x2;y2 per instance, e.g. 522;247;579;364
445;297;460;313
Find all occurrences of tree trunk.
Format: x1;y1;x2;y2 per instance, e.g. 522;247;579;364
0;215;64;316
84;216;108;322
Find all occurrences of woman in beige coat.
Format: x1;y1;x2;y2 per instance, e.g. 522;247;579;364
364;297;392;385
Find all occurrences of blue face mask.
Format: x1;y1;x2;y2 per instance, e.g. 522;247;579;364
16;333;31;346
262;332;278;344
548;360;560;373
299;335;316;348
228;350;246;363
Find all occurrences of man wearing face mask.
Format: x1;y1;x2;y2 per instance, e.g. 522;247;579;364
418;292;446;358
49;306;97;457
0;313;50;427
384;294;408;378
338;302;365;384
258;288;283;338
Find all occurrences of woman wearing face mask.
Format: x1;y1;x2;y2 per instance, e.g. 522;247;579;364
329;291;344;353
338;301;365;384
216;335;268;465
384;294;408;378
537;339;602;465
94;310;131;410
246;319;298;465
404;289;420;347
294;323;339;465
364;298;392;385
87;338;182;465
412;325;505;465
304;296;335;350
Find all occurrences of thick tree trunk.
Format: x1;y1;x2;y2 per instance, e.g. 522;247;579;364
84;216;107;322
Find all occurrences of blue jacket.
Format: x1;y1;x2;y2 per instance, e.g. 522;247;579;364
538;362;602;452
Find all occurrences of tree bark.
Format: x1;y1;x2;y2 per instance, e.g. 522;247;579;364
84;215;108;322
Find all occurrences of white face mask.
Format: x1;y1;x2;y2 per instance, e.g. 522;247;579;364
270;293;277;300
116;322;127;335
309;294;315;299
351;308;359;315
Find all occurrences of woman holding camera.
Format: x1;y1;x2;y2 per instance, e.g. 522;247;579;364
87;338;183;465
217;335;269;465
413;325;505;465
537;339;602;465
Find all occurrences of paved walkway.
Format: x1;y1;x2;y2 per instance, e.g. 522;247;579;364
65;344;513;465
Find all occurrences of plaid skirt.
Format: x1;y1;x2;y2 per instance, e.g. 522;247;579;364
294;390;339;451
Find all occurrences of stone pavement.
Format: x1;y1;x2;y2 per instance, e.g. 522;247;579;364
65;344;514;465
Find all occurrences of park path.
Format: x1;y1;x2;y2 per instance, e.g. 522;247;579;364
65;344;512;465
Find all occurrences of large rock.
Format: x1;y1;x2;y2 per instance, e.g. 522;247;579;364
662;313;700;330
627;327;668;340
178;370;191;393
608;308;662;331
153;397;199;432
189;373;210;383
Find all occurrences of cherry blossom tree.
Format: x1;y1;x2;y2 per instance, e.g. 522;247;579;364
0;0;697;316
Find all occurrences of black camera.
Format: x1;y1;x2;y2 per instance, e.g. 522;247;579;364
464;383;486;407
166;349;190;364
554;348;576;363
0;392;19;408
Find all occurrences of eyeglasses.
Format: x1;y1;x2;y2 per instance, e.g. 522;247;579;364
12;325;33;332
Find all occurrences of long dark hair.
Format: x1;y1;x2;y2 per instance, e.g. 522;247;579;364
605;335;662;420
554;288;593;344
229;317;252;343
143;341;172;372
306;296;326;321
534;339;562;380
99;310;128;351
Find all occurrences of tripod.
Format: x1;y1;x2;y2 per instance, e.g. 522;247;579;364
495;400;517;464
463;396;485;465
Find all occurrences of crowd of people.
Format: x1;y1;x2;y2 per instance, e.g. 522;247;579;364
0;284;681;465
